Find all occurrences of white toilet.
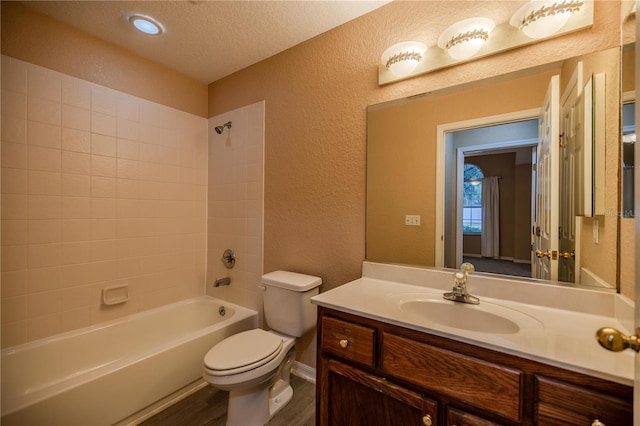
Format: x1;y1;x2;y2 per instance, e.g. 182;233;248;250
202;271;322;426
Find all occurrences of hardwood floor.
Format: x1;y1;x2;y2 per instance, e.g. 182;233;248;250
141;375;315;426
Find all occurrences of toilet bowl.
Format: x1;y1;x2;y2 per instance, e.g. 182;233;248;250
202;271;322;426
203;329;296;426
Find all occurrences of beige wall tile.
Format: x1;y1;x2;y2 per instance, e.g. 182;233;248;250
2;58;208;348
2;91;27;118
29;195;62;219
2;296;27;323
2;220;28;245
2;270;28;297
62;173;91;197
91;198;116;219
28;170;61;195
62;104;90;131
29;145;61;172
28;97;61;125
91;133;116;157
116;138;139;160
91;219;117;240
117;118;139;141
28;243;62;268
27;121;60;149
62;241;91;265
91;154;116;177
2;168;28;194
91;112;116;137
91;176;117;198
91;87;117;116
62;196;90;219
62;150;90;175
2;117;27;144
62;219;91;242
62;79;91;109
27;313;61;341
27;68;61;102
62;128;91;153
28;219;62;244
28;266;62;293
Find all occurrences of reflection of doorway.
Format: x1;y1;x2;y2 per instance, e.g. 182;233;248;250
447;130;538;276
436;108;540;268
460;146;536;276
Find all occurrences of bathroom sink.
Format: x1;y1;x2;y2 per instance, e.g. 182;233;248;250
387;293;543;335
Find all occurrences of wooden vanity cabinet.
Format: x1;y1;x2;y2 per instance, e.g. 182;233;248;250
316;307;633;426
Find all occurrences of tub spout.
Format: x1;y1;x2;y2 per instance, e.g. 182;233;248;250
214;277;231;287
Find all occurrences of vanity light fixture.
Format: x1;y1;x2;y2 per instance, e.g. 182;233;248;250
128;14;164;36
437;17;496;60
380;41;427;77
510;0;583;39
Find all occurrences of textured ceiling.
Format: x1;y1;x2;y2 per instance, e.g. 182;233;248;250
19;0;392;84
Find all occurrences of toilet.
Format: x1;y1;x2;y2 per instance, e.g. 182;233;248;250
202;271;322;426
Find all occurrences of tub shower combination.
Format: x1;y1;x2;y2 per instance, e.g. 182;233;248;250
1;296;258;426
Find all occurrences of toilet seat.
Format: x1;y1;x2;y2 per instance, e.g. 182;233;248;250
204;329;283;376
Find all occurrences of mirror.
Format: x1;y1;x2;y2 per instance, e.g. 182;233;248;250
366;46;623;291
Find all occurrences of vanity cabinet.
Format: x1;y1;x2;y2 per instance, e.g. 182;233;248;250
316;307;632;426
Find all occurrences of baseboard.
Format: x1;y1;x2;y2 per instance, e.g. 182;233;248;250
291;361;316;384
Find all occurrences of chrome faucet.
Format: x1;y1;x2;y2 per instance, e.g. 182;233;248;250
443;262;479;304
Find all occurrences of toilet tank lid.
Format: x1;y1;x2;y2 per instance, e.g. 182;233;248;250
262;271;322;291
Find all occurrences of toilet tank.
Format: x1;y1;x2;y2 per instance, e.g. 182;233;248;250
261;271;322;337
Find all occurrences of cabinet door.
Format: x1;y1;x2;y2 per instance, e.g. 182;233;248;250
327;359;437;426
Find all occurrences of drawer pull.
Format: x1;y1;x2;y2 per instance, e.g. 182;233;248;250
339;339;349;348
592;420;605;426
422;414;432;426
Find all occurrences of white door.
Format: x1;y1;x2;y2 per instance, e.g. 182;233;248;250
533;75;560;281
559;72;582;283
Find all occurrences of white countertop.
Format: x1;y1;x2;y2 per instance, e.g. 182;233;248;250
311;263;634;386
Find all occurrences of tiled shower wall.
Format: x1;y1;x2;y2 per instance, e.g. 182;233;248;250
206;102;264;320
1;56;209;348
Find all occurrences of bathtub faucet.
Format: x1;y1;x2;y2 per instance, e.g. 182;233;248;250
214;277;231;287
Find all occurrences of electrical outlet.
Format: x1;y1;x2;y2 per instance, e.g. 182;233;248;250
405;215;421;226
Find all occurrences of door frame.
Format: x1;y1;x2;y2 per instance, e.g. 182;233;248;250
435;108;541;268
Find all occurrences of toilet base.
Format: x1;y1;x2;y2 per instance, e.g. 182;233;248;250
225;379;293;426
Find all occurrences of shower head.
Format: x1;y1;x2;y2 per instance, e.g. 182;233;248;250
215;121;232;134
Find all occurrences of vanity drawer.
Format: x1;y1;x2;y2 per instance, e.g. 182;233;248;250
321;316;376;368
382;332;522;422
535;376;632;425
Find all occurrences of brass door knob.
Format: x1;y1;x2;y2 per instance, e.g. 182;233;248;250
596;327;640;352
422;414;432;426
339;339;349;348
559;250;575;259
535;249;550;258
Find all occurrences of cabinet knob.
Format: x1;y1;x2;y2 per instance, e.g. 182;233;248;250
339;339;349;348
422;414;432;426
591;420;605;426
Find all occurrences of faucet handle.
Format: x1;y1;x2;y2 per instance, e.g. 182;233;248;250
460;262;475;274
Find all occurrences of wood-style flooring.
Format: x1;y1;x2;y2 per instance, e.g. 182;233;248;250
141;375;315;426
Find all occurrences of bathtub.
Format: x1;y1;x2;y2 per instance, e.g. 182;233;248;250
1;296;258;426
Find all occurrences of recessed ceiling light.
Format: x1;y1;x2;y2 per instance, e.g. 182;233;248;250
128;14;164;36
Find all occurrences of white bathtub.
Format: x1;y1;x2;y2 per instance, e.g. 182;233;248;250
1;296;258;426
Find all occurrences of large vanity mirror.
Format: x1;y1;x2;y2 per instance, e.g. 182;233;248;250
367;44;627;292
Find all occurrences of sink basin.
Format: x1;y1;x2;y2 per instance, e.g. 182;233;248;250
387;293;543;335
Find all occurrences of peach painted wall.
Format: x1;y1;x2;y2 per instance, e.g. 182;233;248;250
0;56;208;348
208;0;623;290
